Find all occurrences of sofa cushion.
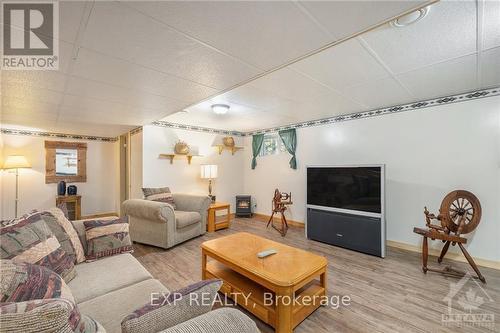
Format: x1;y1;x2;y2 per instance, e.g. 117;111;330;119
121;279;222;333
42;208;86;264
0;211;76;282
143;187;176;209
0;260;74;303
79;279;168;333
0;298;86;332
84;216;133;261
175;211;201;229
72;216;117;255
68;253;152;303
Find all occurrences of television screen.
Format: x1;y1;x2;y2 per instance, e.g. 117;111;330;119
307;166;382;213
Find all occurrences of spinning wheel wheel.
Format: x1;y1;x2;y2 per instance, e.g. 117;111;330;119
413;190;485;283
440;190;481;234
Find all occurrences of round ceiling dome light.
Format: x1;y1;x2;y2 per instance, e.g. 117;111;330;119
211;104;230;115
391;6;430;27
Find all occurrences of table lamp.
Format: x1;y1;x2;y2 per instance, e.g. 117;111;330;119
2;155;31;218
200;164;218;202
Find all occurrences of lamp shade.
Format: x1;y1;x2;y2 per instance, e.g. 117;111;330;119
200;165;218;179
2;155;31;169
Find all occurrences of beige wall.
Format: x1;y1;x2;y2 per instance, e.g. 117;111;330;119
141;125;244;212
0;134;119;219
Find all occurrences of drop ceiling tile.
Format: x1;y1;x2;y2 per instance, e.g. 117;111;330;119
480;47;500;88
360;1;477;73
71;48;217;103
343;77;414;109
64;76;185;114
52;121;134;137
291;38;389;91
217;85;291;111
81;1;259;89
59;1;88;43
0;71;68;92
275;91;367;122
397;54;478;99
125;1;331;69
299;0;427;40
248;68;333;103
483;0;500;50
1;83;64;106
1;99;60;118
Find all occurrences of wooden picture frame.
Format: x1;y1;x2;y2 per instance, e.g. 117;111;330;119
45;141;87;184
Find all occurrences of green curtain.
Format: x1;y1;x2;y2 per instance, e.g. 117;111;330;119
251;134;264;169
279;129;297;169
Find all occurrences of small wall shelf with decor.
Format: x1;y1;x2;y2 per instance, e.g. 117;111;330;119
212;135;243;155
158;153;202;165
214;145;243;155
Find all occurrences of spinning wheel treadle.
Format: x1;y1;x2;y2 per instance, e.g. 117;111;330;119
413;190;486;283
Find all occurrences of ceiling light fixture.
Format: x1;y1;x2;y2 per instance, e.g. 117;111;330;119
391;6;430;27
211;104;230;115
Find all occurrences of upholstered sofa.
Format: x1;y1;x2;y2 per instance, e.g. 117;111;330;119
122;194;211;249
68;218;259;333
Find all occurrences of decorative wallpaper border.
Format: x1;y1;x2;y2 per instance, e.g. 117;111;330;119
0;128;118;142
130;126;143;135
151;121;246;137
245;87;500;135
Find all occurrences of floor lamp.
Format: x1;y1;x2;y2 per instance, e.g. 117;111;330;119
2;155;31;218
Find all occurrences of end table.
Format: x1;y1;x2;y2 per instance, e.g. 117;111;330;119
207;202;231;232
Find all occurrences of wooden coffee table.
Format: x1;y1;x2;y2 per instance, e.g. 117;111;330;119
201;232;327;333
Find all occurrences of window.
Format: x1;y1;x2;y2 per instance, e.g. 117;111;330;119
259;134;287;157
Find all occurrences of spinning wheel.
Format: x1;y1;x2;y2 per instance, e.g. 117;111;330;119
413;190;485;283
440;190;481;234
267;189;292;237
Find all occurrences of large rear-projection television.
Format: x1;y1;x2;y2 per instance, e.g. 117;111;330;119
307;166;382;213
306;165;386;257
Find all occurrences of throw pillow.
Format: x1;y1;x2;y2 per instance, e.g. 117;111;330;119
0;212;76;282
142;187;176;209
0;260;74;303
121;279;222;333
84;216;133;261
43;208;86;264
57;202;70;219
0;299;103;333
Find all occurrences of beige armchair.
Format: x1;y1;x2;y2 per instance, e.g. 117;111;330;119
122;194;211;249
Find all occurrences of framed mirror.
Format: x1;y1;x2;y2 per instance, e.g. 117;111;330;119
45;141;87;183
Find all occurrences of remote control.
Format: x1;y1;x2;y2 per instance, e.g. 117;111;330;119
257;249;277;258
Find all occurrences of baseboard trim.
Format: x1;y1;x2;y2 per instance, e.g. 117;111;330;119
81;212;119;219
252;213;305;228
387;240;500;270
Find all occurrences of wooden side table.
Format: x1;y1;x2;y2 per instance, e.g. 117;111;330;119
207;202;231;232
56;195;81;220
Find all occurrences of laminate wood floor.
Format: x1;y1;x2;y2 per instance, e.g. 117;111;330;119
132;218;500;333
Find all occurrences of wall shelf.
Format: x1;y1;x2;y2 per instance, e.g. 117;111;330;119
214;145;244;155
159;153;202;165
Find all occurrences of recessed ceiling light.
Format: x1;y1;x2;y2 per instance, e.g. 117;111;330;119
391;6;430;27
211;104;230;115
